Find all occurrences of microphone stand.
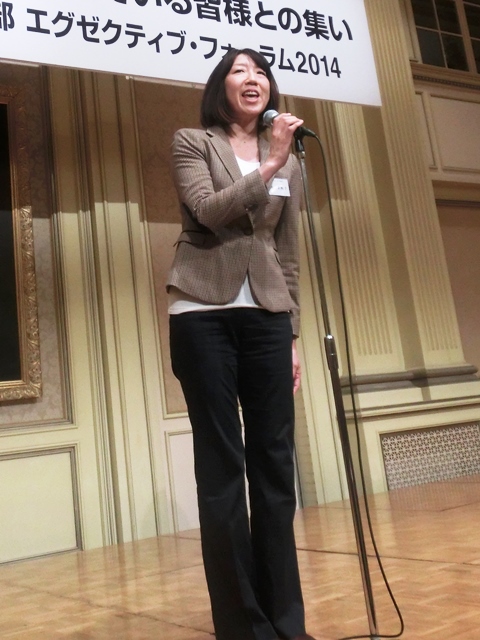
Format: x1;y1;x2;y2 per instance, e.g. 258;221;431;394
294;132;380;640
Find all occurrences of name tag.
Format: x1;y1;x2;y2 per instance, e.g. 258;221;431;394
269;178;290;197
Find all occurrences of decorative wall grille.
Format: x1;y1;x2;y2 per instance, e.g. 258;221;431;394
381;423;480;489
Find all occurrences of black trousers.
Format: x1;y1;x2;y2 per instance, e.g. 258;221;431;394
170;308;306;640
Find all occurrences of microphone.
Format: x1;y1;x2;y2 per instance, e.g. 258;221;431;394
262;109;317;139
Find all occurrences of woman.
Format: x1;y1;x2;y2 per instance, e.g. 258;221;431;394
168;48;316;640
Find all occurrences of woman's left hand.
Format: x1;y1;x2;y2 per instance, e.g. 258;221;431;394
259;112;304;185
292;340;301;394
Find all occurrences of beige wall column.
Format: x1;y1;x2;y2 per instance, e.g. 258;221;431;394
317;100;406;379
287;1;480;498
364;0;468;375
284;89;409;505
286;96;411;501
79;72;162;542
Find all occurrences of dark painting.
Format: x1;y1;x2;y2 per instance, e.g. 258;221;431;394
0;103;21;382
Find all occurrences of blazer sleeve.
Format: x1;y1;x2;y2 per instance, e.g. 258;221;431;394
171;129;270;233
274;155;302;337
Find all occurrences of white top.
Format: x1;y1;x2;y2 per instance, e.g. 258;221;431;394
168;156;261;315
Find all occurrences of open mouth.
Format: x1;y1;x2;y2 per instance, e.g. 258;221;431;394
243;90;259;99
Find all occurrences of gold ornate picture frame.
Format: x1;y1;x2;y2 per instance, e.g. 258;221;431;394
0;87;42;401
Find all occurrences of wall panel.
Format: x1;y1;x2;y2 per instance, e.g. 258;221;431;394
414;83;480;184
0;448;80;562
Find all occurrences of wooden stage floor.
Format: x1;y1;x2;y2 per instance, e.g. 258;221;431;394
2;476;480;640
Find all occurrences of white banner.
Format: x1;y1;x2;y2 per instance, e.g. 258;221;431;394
0;0;381;105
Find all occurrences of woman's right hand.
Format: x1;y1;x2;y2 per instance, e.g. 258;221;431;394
259;112;304;184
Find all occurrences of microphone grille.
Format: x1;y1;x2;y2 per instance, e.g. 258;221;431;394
262;109;279;127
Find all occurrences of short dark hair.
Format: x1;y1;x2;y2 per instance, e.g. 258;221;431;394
200;48;280;133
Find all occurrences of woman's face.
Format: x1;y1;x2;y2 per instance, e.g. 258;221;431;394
224;54;271;125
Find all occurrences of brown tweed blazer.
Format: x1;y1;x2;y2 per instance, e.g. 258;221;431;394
167;125;302;336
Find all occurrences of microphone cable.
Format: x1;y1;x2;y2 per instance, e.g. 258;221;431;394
296;129;405;640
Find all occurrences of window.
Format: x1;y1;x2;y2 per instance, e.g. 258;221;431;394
411;0;480;73
465;1;480;71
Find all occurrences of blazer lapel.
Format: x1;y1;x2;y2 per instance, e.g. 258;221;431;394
207;127;273;185
207;126;242;182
